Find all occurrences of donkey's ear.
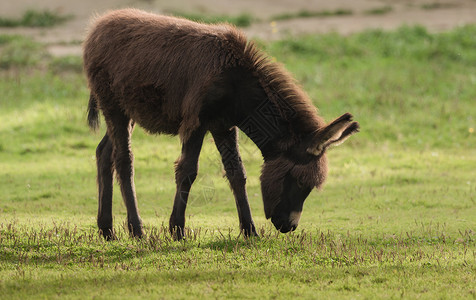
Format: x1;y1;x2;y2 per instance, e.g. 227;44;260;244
306;113;359;156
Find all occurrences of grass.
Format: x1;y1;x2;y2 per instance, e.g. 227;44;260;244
271;9;353;21
169;11;254;27
1;25;475;298
0;35;48;69
364;6;393;15
421;3;458;10
170;9;354;26
0;10;70;28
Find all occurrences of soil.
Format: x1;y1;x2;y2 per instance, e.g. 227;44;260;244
1;0;475;56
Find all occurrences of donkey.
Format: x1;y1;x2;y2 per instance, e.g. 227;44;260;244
83;9;359;240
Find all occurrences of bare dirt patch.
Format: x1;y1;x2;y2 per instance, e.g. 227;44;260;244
1;0;476;56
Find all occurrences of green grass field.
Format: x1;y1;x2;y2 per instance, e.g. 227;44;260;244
1;25;475;299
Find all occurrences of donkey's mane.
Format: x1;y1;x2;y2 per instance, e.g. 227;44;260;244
241;41;325;139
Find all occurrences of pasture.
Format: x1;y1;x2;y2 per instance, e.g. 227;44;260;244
1;26;475;298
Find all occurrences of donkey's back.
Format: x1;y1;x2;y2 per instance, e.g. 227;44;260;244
83;8;247;136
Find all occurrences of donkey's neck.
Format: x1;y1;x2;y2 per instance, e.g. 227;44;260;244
220;67;305;160
236;97;291;159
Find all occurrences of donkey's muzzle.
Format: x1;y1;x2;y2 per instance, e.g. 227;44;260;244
271;215;297;233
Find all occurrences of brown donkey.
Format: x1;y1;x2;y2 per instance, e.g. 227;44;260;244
83;9;359;240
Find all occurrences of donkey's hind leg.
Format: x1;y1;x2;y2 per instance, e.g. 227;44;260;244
96;133;115;240
105;110;143;238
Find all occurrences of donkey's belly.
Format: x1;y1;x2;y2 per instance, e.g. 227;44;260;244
133;113;181;135
119;85;182;135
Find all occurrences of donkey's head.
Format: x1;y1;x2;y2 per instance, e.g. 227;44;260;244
261;113;359;233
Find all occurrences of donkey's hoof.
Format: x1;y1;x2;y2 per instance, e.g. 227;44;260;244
99;228;116;241
242;225;259;239
127;222;143;238
169;226;185;241
130;230;143;239
244;231;260;240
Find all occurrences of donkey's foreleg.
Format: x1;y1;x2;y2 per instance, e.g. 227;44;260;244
211;127;258;238
96;133;115;240
107;115;143;238
169;128;206;240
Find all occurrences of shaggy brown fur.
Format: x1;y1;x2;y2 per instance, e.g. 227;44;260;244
83;8;359;239
84;9;323;141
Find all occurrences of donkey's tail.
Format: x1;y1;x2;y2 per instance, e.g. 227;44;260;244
87;93;100;131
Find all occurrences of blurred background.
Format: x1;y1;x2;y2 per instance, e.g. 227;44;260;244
1;0;475;56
